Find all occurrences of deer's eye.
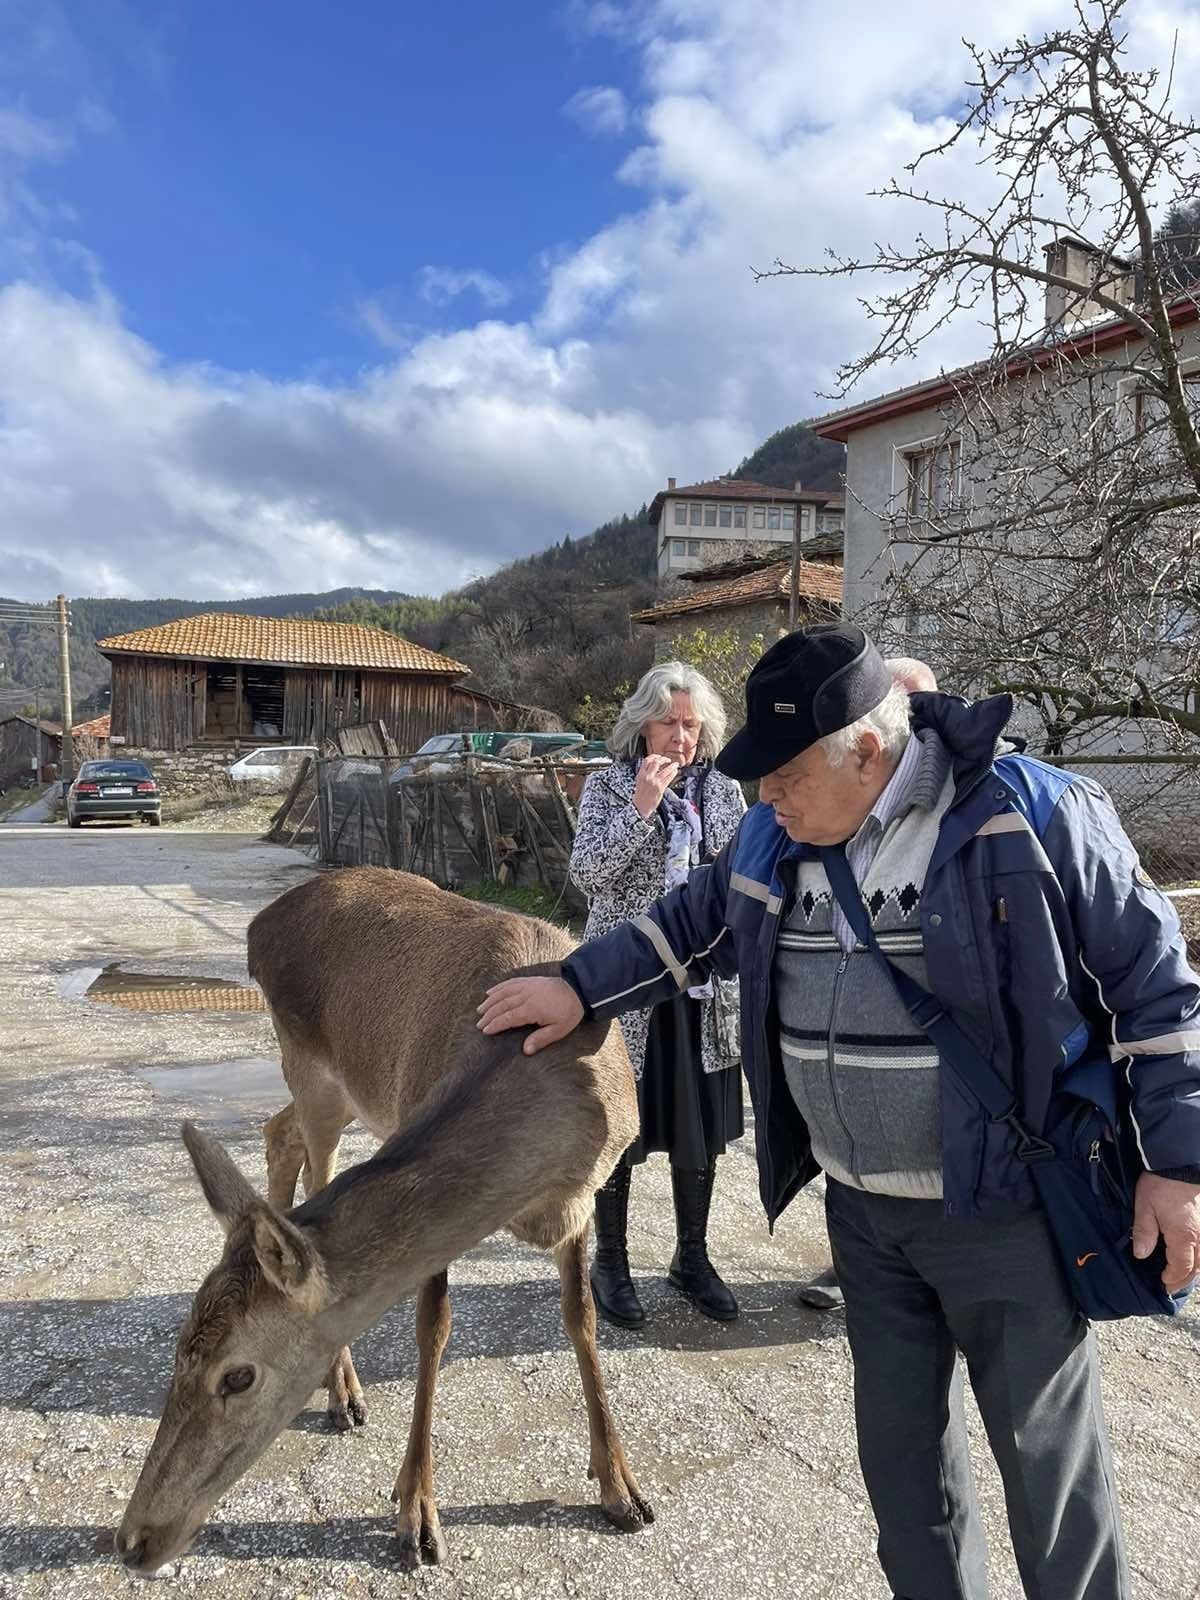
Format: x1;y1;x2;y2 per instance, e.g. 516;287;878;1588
220;1365;256;1396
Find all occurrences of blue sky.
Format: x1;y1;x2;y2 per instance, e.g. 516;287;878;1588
1;0;1197;602
13;2;637;375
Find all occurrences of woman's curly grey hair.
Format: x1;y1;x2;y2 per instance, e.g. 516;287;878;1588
609;661;728;762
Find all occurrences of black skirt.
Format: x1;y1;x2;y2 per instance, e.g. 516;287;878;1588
622;992;744;1169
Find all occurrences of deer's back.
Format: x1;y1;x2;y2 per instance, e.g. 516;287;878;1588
248;869;582;1122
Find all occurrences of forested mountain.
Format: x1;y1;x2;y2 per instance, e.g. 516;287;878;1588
732;421;845;490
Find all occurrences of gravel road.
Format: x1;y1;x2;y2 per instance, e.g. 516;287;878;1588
0;825;1196;1600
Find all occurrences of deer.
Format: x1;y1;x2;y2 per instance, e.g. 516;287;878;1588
116;868;652;1578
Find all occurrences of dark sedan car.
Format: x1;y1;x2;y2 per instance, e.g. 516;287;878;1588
67;760;162;827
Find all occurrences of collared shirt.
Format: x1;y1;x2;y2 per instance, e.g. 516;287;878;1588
831;732;925;952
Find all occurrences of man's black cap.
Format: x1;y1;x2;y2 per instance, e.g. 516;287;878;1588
716;623;892;780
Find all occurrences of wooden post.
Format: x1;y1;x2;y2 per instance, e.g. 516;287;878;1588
56;595;74;785
789;516;800;632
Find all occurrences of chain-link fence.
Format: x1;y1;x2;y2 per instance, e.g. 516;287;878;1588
1045;754;1200;886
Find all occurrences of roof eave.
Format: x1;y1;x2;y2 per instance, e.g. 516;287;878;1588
810;298;1200;441
99;645;466;675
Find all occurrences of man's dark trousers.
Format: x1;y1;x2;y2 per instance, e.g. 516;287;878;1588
825;1180;1130;1600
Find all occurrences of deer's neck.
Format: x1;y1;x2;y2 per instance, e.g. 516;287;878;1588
298;1076;550;1346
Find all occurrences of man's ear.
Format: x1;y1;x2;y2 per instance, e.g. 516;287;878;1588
856;730;885;775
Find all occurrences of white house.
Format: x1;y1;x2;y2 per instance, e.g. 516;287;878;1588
809;236;1200;617
648;477;845;579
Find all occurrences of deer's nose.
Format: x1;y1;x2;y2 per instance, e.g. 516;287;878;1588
115;1526;148;1570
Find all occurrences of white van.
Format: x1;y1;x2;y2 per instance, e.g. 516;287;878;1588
227;746;317;785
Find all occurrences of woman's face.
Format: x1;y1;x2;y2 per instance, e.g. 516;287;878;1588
642;690;701;766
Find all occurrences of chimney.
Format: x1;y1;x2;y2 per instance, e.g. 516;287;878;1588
667;476;676;490
1043;236;1133;330
793;479;803;492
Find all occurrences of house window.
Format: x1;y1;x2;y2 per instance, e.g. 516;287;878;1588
719;506;732;527
753;507;766;529
817;512;842;533
767;507;781;530
734;507;747;528
674;504;687;525
689;504;702;525
782;508;794;531
672;538;686;555
902;438;962;519
800;506;813;532
704;505;717;526
687;540;701;556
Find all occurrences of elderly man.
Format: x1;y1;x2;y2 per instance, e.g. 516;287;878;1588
797;652;942;1313
480;623;1200;1600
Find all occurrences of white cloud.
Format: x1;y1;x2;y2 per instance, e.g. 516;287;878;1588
416;265;511;309
2;0;1196;601
564;85;631;136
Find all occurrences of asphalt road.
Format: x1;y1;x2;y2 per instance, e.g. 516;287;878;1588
0;825;1196;1600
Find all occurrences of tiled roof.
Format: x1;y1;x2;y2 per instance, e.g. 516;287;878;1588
71;714;111;739
97;613;468;675
631;558;843;624
0;715;62;736
648;480;843;525
676;538;843;584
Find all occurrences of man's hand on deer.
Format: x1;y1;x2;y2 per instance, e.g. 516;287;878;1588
477;976;584;1054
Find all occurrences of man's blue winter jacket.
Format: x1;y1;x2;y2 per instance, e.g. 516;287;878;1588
563;693;1200;1227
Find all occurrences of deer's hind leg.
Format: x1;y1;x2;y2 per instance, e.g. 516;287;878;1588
263;1103;306;1210
391;1271;452;1568
556;1226;654;1532
292;1075;366;1432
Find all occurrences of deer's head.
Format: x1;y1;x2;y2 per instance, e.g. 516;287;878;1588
116;1122;339;1576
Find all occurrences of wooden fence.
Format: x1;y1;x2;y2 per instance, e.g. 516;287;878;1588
306;752;609;912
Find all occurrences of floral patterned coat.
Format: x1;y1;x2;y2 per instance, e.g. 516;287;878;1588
568;759;745;1078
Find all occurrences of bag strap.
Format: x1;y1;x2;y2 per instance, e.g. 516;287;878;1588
818;843;1051;1158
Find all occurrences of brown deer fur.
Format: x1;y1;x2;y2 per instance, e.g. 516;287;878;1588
116;869;650;1576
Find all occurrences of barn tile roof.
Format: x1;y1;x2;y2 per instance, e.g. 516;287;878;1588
631;558;843;624
71;714;111;739
97;614;468;675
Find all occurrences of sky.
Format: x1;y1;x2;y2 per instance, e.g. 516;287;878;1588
1;0;1198;603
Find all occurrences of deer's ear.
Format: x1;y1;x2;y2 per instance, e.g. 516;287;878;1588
248;1206;328;1307
182;1120;259;1232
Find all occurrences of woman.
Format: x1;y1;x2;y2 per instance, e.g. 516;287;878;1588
570;662;745;1327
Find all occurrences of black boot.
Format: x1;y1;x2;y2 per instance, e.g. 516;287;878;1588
668;1162;738;1321
590;1164;645;1329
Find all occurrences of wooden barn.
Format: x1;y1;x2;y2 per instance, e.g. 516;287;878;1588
0;716;63;788
98;614;473;753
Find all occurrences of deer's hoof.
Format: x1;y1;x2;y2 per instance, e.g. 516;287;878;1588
394;1508;447;1569
601;1487;655;1533
348;1394;368;1427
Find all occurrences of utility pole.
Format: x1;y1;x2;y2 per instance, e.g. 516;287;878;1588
788;491;802;632
56;594;74;786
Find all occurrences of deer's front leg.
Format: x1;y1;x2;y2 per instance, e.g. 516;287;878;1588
327;1346;367;1431
391;1270;452;1568
556;1230;654;1532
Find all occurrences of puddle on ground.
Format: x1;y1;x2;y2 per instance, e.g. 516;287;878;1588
136;1059;287;1119
64;964;268;1015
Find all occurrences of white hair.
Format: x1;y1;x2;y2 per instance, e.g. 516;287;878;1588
884;655;939;693
819;684;912;768
609;661;727;762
